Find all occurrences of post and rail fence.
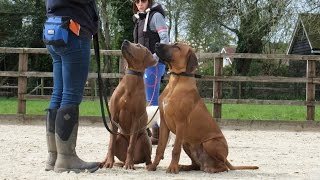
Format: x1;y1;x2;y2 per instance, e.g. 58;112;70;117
1;47;320;122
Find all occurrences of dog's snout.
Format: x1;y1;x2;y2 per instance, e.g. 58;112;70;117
121;40;130;52
121;40;130;50
123;39;129;43
122;40;129;46
155;43;164;50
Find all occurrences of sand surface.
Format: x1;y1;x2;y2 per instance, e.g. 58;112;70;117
0;120;319;180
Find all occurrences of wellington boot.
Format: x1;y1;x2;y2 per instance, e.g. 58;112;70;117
54;105;99;173
151;126;159;145
45;108;57;171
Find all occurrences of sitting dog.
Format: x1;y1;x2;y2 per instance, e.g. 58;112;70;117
101;40;157;170
147;42;259;173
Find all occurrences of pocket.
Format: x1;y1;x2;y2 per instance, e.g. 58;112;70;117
43;16;70;46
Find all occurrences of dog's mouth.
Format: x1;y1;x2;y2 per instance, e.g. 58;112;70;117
121;40;134;59
121;40;129;53
155;43;172;62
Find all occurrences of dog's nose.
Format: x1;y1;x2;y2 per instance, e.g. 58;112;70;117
155;43;160;48
122;40;130;48
123;40;129;44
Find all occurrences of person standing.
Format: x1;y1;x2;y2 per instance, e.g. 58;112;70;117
132;0;169;145
43;0;99;173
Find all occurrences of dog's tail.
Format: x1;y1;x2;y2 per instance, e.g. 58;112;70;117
226;160;259;170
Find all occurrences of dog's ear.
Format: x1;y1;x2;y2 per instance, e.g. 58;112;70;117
186;50;198;73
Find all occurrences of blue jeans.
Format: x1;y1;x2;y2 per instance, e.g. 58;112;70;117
144;62;166;106
46;33;91;109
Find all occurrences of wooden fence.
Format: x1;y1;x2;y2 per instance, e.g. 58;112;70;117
1;47;320;121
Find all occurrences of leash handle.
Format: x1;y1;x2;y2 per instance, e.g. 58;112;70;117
93;33;118;135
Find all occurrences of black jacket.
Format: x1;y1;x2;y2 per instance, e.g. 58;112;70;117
133;3;165;54
46;0;98;38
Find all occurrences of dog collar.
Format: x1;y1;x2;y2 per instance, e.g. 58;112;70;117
126;69;144;77
169;72;202;78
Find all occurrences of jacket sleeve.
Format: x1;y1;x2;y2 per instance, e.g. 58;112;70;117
150;12;169;44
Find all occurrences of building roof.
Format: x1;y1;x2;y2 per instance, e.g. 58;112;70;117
221;47;236;54
287;13;320;54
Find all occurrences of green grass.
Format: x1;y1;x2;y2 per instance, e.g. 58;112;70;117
0;97;319;121
222;104;307;121
205;104;308;121
0;97;101;116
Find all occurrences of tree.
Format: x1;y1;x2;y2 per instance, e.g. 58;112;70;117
0;0;48;90
95;0;134;95
96;0;133;71
184;0;320;75
0;0;47;72
160;0;186;42
186;0;288;75
184;0;233;52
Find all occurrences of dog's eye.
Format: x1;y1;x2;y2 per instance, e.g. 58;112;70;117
136;44;141;48
173;44;181;50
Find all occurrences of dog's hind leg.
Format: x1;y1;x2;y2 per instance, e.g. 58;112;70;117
202;138;229;173
134;131;152;165
114;134;129;163
179;143;200;171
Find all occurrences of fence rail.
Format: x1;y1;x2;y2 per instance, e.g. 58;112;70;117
1;47;320;121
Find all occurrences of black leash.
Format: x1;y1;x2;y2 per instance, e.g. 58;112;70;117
93;33;118;135
169;71;202;78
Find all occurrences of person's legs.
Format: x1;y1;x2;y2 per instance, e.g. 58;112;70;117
144;62;166;145
49;33;98;173
144;62;166;106
60;37;90;107
48;46;63;109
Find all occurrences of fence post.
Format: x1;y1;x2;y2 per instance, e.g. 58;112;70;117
41;77;44;95
306;60;315;121
213;57;223;121
119;56;125;74
18;53;28;114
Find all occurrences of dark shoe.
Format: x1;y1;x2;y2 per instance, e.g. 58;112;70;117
54;105;99;173
151;137;158;145
146;128;152;137
151;126;159;145
45;109;57;171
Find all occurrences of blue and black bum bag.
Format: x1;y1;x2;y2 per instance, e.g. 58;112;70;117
43;16;70;46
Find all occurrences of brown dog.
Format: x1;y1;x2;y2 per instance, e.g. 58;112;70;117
101;40;157;170
146;42;259;173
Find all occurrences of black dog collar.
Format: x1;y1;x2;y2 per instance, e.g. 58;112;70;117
169;72;202;78
126;69;144;77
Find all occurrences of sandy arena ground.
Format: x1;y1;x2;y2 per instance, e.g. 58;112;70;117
0;119;319;180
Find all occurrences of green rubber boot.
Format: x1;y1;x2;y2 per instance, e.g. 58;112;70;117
54;105;99;173
45;109;58;171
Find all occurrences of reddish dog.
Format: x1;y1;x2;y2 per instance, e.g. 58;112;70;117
147;42;259;173
101;40;157;170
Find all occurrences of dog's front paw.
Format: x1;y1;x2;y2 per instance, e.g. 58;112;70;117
166;163;179;174
146;163;157;171
124;160;135;170
102;158;114;169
